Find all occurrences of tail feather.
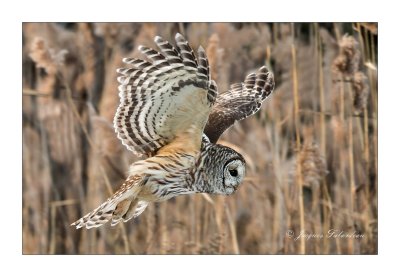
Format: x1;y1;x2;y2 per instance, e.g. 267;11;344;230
71;175;145;229
71;200;118;229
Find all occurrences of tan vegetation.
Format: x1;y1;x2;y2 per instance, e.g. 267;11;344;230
22;22;377;254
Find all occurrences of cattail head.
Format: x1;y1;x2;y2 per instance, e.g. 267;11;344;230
332;34;361;77
297;142;328;188
331;34;370;115
29;37;68;75
352;71;370;114
332;54;347;75
340;35;359;59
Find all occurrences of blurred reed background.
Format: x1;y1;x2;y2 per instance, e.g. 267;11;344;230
22;22;377;254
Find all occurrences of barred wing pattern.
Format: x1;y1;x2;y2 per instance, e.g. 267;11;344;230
204;66;274;143
114;33;218;157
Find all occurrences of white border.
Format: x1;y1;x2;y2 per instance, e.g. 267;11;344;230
2;0;399;276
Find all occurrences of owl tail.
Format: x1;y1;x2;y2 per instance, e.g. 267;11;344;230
71;177;149;229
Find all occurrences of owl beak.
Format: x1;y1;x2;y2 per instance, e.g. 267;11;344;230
227;185;238;195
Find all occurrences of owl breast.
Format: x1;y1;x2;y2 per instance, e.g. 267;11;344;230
130;149;199;202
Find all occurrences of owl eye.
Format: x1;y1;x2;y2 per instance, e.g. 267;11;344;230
229;169;238;177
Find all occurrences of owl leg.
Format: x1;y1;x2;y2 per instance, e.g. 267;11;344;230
123;200;149;222
112;198;151;225
110;197;137;226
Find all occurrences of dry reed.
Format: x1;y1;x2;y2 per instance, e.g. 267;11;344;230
22;22;378;254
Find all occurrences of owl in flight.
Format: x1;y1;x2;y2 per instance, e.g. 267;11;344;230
72;33;274;229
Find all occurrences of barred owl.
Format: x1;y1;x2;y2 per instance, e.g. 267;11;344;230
72;33;274;229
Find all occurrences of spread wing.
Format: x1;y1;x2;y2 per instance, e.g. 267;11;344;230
114;33;218;157
204;66;274;143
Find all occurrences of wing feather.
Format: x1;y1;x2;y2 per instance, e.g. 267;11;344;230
204;66;274;143
114;33;217;157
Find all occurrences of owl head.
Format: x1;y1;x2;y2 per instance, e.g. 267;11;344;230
199;143;246;195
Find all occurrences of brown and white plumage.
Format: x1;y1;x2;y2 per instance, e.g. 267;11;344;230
72;33;275;229
204;66;274;143
114;33;217;157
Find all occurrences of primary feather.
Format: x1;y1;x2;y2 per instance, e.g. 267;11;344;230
114;33;217;157
204;66;274;143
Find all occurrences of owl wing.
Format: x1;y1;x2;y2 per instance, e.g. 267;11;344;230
114;33;217;157
203;66;274;143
